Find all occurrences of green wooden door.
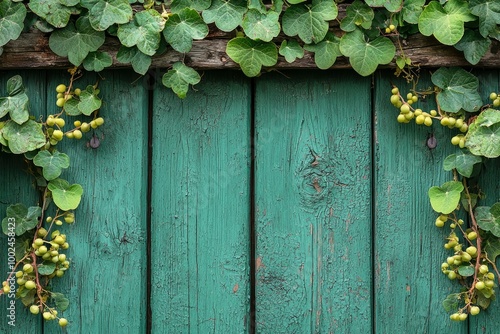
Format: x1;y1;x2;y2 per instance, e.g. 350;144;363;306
1;69;499;333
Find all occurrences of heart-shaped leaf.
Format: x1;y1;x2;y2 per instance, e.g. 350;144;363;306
1;203;42;236
454;29;491;65
28;0;75;28
162;62;201;99
431;67;482;113
282;0;337;44
202;0;247;32
279;39;304;63
428;181;464;214
86;0;132;31
418;0;476;45
401;0;426;24
469;0;500;38
33;150;70;181
83;51;113;72
443;150;482;177
0;75;29;124
475;204;500;237
242;9;280;42
78;85;102;116
117;9;165;56
116;46;152;75
226;37;278;77
2;120;46;154
49;16;105;66
48;178;83;211
339;28;395;76
466;109;500;158
304;32;342;70
37;262;56;275
340;0;374;32
163;8;208;53
0;0;27;47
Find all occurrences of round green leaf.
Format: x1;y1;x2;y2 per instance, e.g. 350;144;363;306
162;62;201;99
1;203;42;236
117;9;165;56
226;37;278;77
458;265;475;277
304;32;341;69
431;67;482;113
116;46;152;75
241;9;280;42
443;150;482;177
83;51;113;72
202;0;247;32
87;0;132;31
282;0;338;44
279;39;304;63
469;0;500;38
466;109;500;158
48;178;83;211
37;262;56;275
78;85;102;115
340;0;374;32
454;29;492;65
2;119;46;154
428;181;464;214
476;204;500;237
0;0;26;47
163;8;208;53
339;29;395;76
33;150;70;181
28;0;74;28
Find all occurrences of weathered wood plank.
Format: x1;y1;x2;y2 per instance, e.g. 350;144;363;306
150;71;252;333
254;71;373;333
469;69;500;334
373;71;467;333
1;29;499;70
0;70;46;334
42;70;149;333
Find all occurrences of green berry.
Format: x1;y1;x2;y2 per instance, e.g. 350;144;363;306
470;306;480;316
59;318;68;327
52;130;64;141
476;281;486;290
424;117;432;126
74;88;81;96
397;114;406;123
391;87;399;95
400;104;410;114
490;92;498;100
55;118;65;127
72;130;82;140
30;305;40;315
480;265;489;274
24;280;36;290
390;94;400;105
56;98;65;108
430;109;437;116
467;231;478;240
23;263;33;273
435;218;445;227
56;84;67;93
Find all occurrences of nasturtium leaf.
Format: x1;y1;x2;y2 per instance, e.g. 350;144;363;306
247;0;265;12
443;150;482;177
87;0;132;31
28;0;75;28
51;292;69;311
33;150;70;181
442;293;460;312
279;39;304;63
431;67;482;113
364;0;402;12
0;0;27;47
48;178;83;211
83;51;113;72
202;0;247;32
339;28;395;76
340;0;374;32
304;32;341;70
418;0;476;45
475;203;500;237
171;0;212;13
282;0;337;44
466;109;500;158
163;8;208;53
469;0;500;38
241;9;280;42
484;238;500;263
59;0;80;6
37;262;56;275
49;17;105;66
226;37;278;77
401;0;425;24
2;120;46;154
458;265;475;277
1;203;41;236
116;46;152;75
117;9;165;56
428;181;464;214
454;29;491;65
162;62;201;99
78;85;102;115
0;75;29;124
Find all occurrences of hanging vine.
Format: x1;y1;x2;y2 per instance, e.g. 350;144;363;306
0;0;499;328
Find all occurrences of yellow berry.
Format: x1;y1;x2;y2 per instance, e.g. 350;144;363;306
400;104;411;114
73;130;83;140
90;120;98;129
59;318;68;327
56;98;65;108
56;84;67;93
415;115;425;124
55;118;65;127
81;122;91;132
397;114;406;123
389;24;396;31
391;87;399;95
74;88;81;96
73;120;81;127
424;117;433;126
95;117;104;126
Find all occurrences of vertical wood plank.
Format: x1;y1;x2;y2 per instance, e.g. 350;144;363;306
43;70;149;333
373;71;467;333
469;69;500;334
254;71;373;333
150;71;252;333
0;70;45;334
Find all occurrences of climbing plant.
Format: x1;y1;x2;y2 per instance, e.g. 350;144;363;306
0;0;499;328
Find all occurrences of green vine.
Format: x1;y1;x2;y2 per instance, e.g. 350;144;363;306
0;69;104;328
391;67;500;321
0;0;499;328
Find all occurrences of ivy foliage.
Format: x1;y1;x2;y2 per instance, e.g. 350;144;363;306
1;0;499;97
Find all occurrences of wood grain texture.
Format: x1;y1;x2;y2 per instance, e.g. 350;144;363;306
254;71;372;333
373;71;467;333
1;29;499;70
469;70;500;334
150;71;252;333
0;70;46;334
42;70;149;333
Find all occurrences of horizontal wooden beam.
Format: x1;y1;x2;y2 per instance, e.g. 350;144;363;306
1;28;499;71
